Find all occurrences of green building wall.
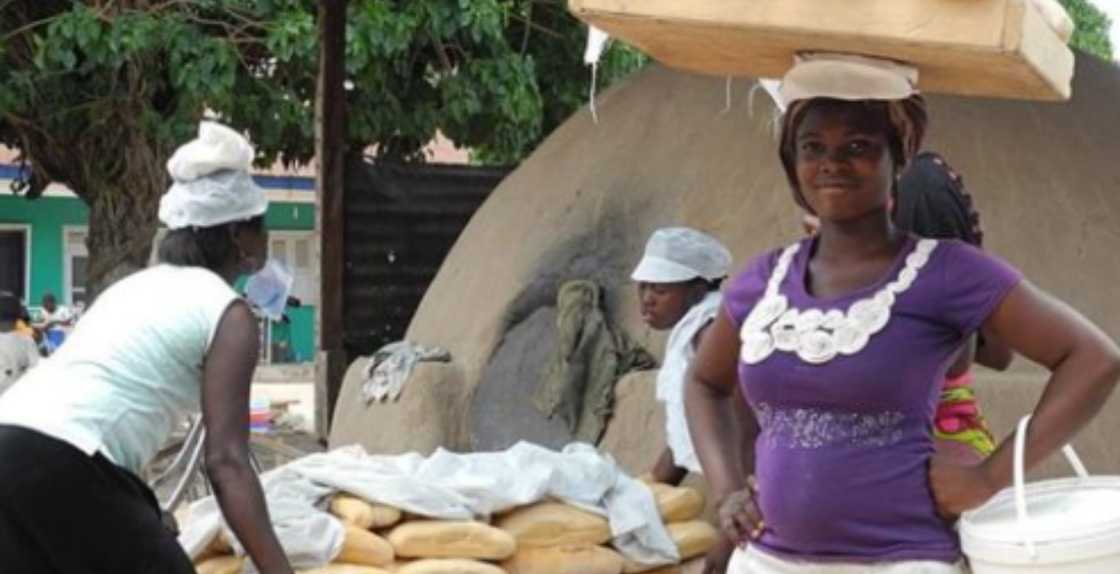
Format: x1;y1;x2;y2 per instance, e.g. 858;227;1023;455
0;195;89;303
266;202;315;230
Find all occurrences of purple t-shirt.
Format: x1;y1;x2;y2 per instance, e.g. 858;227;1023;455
723;235;1022;563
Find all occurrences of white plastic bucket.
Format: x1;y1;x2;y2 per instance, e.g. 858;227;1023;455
961;415;1120;573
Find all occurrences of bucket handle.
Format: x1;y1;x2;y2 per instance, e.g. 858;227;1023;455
1012;414;1090;557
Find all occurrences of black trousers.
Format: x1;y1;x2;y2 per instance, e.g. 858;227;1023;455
0;425;195;574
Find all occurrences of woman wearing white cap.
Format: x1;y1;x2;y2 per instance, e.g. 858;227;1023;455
632;227;752;569
0;122;294;573
685;54;1120;573
632;227;736;485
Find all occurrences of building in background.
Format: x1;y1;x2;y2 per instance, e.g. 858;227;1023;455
0;158;319;365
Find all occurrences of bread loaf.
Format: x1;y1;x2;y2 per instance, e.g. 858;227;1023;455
502;544;623;574
496;502;611;547
368;506;404;529
643;566;682;574
338;524;396;566
647;484;704;523
331;493;403;529
193;531;233;562
215;531;235;554
667;521;718;561
622;521;717;573
194;555;245;574
387;520;517;560
396;558;507;574
622;559;682;574
298;565;392;574
640;565;680;574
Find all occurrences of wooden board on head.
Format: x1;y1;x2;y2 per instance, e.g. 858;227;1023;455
569;0;1075;101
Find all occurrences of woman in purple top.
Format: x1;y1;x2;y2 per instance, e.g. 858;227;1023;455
685;54;1120;573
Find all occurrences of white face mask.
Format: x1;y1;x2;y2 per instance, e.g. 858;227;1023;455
244;258;294;321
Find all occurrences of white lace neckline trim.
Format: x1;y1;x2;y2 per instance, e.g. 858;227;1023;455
739;238;938;365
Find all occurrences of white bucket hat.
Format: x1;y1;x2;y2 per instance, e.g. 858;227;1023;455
158;121;268;230
631;227;732;283
778;52;919;109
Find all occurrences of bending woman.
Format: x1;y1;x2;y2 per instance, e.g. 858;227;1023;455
0;122;294;573
686;54;1120;572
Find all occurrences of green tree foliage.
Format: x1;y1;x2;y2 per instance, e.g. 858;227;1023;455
1060;0;1114;60
0;1;643;295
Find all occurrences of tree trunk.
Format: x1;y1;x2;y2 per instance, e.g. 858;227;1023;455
83;136;170;301
85;184;159;299
316;0;349;437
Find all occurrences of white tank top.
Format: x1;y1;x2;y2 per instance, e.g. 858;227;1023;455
657;291;722;474
0;264;239;473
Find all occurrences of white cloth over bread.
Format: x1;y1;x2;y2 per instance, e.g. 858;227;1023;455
179;442;679;572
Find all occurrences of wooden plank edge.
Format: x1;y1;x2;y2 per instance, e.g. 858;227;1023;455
1003;0;1074;100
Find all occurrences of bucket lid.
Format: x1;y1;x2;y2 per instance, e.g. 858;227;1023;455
962;477;1120;563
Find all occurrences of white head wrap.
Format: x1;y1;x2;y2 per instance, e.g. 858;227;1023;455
631;227;732;284
158;121;268;230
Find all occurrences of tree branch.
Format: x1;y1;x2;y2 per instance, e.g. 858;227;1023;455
508;12;562;40
148;0;197;14
174;7;267;45
0;12;64;45
221;5;270;32
520;1;534;55
431;33;453;71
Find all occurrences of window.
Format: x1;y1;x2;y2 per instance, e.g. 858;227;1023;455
268;231;318;307
262;231;316;365
0;225;30;301
63;227;89;307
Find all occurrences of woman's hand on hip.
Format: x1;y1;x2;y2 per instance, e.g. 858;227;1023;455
717;476;764;544
929;454;999;520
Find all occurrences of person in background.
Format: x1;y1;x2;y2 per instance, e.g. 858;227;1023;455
687;54;1120;573
895;151;1013;463
12;299;38;344
633;227;735;485
35;292;73;353
0;121;295;573
38;292;72;329
631;226;755;571
0;293;40;395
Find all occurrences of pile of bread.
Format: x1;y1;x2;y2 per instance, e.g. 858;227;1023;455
194;481;716;574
